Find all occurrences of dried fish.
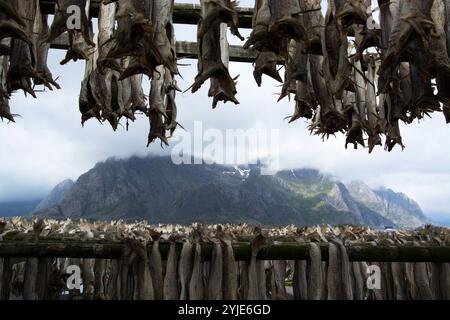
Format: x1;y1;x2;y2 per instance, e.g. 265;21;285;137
189;240;205;300
414;262;434;300
207;241;223;300
163;237;179;300
293;260;307;300
23;258;39;300
47;0;95;48
218;228;238;300
94;259;107;300
307;242;322;300
149;234;164;300
179;239;193;300
246;228;267;300
193;1;241;108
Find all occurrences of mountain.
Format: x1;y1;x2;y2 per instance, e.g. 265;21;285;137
347;181;429;228
35;156;429;228
0;199;42;217
33;179;75;213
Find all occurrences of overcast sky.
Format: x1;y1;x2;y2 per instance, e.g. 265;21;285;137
1;1;449;221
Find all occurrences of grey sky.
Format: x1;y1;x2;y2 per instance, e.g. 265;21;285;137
0;1;449;220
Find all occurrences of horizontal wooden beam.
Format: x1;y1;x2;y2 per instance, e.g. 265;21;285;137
39;1;254;28
50;33;258;63
1;240;450;262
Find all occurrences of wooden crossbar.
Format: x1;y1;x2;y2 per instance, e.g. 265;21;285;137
1;240;450;262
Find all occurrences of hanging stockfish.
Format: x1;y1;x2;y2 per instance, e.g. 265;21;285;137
383;262;395;300
293;259;307;300
149;0;178;76
290;61;316;122
163;236;179;300
10;262;25;300
0;258;12;300
0;52;14;122
6;0;39;97
47;0;95;58
202;261;211;297
0;0;27;35
322;0;355;99
178;238;194;300
246;11;280;85
257;260;269;300
149;232;164;300
146;0;180;146
246;227;267;300
308;54;345;137
269;260;287;300
95;1;122;129
36;258;52;300
81;258;95;299
104;0;176;82
54;1;93;63
192;0;242;108
326;242;340;300
148;66;169;146
133;241;154;300
105;259;121;299
130;74;147;114
403;262;418;300
119;238;154;300
414;262;434;300
0;2;30;54
440;262;450;300
245;0;307;86
430;262;443;299
435;0;450;124
23;258;39;300
333;239;353;300
365;55;382;153
207;239;223;300
94;259;107;300
218;227;238;300
345;57;366;150
189;230;205;300
280;40;307;102
350;262;364;300
307;242;322;300
32;1;60;90
238;261;249;300
379;0;450;92
118;239;134;300
78;35;100;125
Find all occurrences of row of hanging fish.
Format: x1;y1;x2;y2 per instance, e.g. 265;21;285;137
0;0;60;123
0;0;180;146
243;0;450;152
52;0;181;146
1;219;450;300
2;0;450;150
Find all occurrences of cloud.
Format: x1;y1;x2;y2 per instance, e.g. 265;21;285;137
1;0;450;220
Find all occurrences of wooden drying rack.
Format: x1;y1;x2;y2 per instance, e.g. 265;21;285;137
41;0;257;63
1;238;450;262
